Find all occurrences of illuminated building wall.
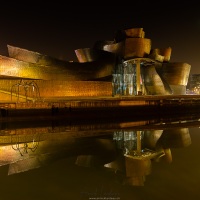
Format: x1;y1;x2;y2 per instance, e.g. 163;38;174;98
0;27;192;102
0;79;112;102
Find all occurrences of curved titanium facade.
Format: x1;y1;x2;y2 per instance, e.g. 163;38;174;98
0;27;191;101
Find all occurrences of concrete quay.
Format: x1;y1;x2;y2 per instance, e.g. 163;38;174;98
1;94;200;119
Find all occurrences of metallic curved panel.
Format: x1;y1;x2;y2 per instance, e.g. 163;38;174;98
159;47;172;62
8;44;114;72
8;45;57;66
124;27;145;38
0;54;116;81
93;40;124;55
124;38;151;60
149;49;164;62
0;55;46;79
114;28;145;42
142;65;172;95
149;47;172;62
75;48;98;62
161;62;191;85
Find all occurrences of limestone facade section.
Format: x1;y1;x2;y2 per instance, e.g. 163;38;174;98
0;79;112;102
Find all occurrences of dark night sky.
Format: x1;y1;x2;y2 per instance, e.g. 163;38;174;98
1;2;200;74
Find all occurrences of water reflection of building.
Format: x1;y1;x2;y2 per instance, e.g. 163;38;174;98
104;128;191;186
0;124;192;187
0;134;116;175
0;27;191;102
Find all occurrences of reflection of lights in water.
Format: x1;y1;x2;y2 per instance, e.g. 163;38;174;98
113;130;165;159
125;148;164;160
113;130;144;155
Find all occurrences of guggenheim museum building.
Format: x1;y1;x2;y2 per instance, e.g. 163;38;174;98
0;27;191;102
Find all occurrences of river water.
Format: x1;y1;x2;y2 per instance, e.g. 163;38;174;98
0;113;200;200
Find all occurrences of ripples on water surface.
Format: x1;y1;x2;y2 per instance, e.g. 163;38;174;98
0;113;200;200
